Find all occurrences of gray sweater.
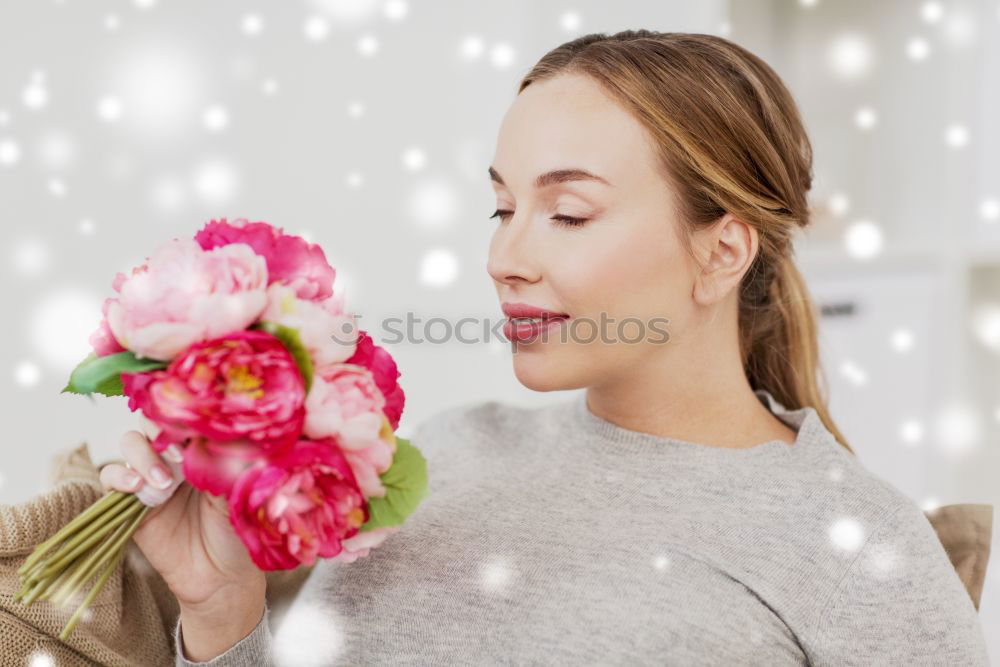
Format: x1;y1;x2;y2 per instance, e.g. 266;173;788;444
174;389;990;665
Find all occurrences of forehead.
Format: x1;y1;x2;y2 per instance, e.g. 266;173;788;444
492;73;660;189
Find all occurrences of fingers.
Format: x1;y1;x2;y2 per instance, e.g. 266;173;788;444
119;430;178;490
118;430;185;507
99;461;144;494
133;457;184;508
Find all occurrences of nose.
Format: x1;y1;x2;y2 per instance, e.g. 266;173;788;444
486;213;541;286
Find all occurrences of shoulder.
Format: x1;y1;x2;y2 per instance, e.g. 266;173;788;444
795;438;951;573
761;391;925;525
782;408;929;535
798;458;989;663
803;497;989;663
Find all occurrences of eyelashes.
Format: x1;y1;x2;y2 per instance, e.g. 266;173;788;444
488;209;589;228
488;209;514;223
551;214;589;228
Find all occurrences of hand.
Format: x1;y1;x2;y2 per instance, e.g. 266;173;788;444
98;431;266;615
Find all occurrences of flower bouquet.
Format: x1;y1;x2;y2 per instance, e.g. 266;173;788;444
14;219;428;640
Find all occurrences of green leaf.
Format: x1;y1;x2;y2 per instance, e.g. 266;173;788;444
63;352;167;396
359;436;431;532
94;373;125;396
252;321;314;393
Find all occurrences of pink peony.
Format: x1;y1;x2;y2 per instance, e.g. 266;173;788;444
195;218;336;301
304;363;385;448
228;439;369;570
304;364;397;497
89;297;126;358
261;284;357;367
106;238;268;361
343;330;405;430
331;524;402;564
340;415;397;498
122;330;307;455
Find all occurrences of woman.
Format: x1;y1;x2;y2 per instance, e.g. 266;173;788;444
99;30;990;665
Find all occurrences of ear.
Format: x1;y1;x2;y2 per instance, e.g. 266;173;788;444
691;213;758;307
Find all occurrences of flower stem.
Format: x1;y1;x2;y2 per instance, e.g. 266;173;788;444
58;546;124;641
16;486;156;640
35;550;90;602
20;507;125;609
51;504;142;607
34;495;141;580
15;576;49;606
58;504;150;641
22;492;134;584
20;545;91;606
17;490;130;576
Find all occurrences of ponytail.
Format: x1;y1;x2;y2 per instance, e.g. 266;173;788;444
741;254;854;454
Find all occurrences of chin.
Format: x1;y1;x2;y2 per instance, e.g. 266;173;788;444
510;348;587;392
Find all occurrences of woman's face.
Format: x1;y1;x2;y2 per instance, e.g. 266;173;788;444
487;72;710;393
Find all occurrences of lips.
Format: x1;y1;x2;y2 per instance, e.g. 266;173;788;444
500;302;570;343
501;302;569;319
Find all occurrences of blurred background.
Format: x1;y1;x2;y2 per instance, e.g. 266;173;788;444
0;0;997;660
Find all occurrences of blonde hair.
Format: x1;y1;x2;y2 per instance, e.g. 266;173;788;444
518;30;853;453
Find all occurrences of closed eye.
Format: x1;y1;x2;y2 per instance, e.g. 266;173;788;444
488;209;590;228
551;214;589;228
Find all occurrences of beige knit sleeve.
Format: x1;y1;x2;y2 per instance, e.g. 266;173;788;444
0;442;179;665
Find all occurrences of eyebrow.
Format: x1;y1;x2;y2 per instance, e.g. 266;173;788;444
488;166;612;189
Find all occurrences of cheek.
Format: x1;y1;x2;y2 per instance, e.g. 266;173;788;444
562;224;688;323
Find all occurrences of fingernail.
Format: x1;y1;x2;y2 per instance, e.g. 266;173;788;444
150;465;172;489
164;444;184;463
123;470;143;490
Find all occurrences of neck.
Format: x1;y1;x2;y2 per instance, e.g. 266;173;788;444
585;335;793;449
